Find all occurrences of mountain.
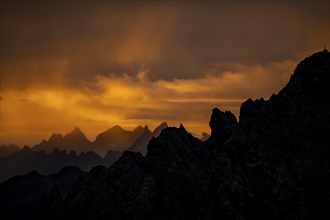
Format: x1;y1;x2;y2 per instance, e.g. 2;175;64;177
128;122;168;155
0;146;121;182
93;125;145;155
0;166;85;220
32;126;145;156
2;50;330;220
0;144;19;158
33;127;92;153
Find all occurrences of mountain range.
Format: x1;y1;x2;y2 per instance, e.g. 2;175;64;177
0;123;169;182
32;123;170;156
0;146;121;183
0;50;329;220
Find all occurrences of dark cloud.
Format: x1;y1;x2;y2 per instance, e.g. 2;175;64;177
1;1;329;89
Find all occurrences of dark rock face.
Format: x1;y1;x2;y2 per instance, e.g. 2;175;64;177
3;50;330;220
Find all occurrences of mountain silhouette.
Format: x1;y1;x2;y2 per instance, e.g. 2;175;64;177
92;125;144;155
33;127;92;153
0;166;85;220
0;146;121;182
32;125;146;156
128;122;168;155
1;50;330;220
32;125;144;156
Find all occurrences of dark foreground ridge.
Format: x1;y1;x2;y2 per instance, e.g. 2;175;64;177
1;50;330;220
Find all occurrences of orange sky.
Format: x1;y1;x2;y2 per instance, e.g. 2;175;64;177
1;1;329;146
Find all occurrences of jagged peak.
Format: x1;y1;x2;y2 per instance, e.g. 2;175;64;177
179;123;187;132
107;125;125;132
49;133;63;141
133;125;144;132
70;127;83;134
158;122;168;128
152;122;168;136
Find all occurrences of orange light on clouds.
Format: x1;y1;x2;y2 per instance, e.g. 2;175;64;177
0;61;296;146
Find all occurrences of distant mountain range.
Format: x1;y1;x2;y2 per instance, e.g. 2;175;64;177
0;146;121;182
32;123;171;156
0;123;170;182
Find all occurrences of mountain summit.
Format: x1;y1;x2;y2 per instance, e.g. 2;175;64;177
33;127;92;153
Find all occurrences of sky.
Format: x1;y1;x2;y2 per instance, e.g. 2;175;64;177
1;1;329;147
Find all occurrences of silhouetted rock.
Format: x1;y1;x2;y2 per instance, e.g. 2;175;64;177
0;166;85;220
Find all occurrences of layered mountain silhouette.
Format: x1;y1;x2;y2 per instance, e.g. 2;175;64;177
0;146;121;182
32;124;168;156
128;122;168;155
93;125;145;155
33;127;92;153
0;123;168;183
1;50;329;220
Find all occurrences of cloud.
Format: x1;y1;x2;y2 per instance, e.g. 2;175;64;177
0;60;296;146
1;1;328;90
